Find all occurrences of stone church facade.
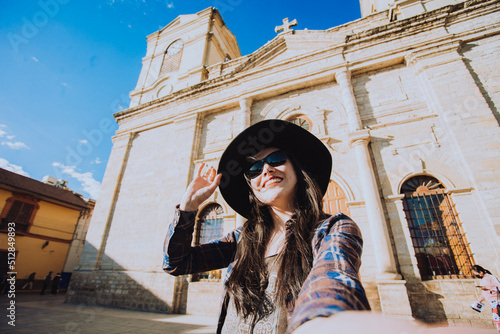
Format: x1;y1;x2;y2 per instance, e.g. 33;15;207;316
66;0;500;329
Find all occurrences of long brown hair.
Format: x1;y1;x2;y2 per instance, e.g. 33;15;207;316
225;152;327;322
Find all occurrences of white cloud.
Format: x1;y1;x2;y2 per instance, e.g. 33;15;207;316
2;141;29;150
60;82;70;88
79;139;88;144
32;56;39;62
167;2;174;8
0;158;30;177
91;157;102;164
0;125;7;137
0;124;28;149
52;162;101;199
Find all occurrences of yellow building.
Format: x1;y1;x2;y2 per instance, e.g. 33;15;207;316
0;168;93;291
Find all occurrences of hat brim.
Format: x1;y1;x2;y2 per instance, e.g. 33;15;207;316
217;119;332;218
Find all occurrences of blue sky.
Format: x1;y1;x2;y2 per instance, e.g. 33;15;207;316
0;0;361;199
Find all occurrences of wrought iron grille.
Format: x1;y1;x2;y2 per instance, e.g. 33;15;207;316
193;203;224;281
197;204;224;245
401;176;474;280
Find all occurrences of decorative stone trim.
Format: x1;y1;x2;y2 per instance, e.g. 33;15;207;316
348;129;371;147
447;187;474;194
346;200;366;206
385;194;405;201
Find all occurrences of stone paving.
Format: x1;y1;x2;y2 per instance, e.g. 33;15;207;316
0;292;217;334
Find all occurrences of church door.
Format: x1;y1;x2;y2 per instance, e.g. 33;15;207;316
322;180;350;216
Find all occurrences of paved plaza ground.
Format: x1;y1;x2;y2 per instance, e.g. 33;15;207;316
0;292;217;334
1;292;497;333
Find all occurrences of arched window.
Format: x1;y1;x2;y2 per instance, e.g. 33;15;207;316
322;180;350;216
160;39;184;76
286;115;312;131
193;203;224;281
401;175;474;280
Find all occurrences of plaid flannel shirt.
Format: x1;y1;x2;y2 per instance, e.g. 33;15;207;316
163;207;370;333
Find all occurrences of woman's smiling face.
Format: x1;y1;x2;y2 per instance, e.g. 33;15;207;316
248;147;297;211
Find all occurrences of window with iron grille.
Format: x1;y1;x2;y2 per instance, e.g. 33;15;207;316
401;175;474;280
193;203;224;281
0;200;35;233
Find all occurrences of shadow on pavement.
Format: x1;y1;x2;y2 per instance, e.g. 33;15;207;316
0;292;216;334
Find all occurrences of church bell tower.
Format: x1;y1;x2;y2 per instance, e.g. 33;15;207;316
129;7;241;107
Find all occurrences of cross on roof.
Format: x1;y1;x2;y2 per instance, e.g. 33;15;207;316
275;17;298;34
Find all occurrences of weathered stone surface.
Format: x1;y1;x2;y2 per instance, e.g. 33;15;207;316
68;1;500;330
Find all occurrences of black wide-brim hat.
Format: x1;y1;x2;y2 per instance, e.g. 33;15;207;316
217;119;332;218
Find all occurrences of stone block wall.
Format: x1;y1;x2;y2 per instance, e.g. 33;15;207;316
186;281;224;316
406;279;494;328
66;270;174;313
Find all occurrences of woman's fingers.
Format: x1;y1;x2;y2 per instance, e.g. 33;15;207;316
197;163;206;177
208;167;216;181
211;173;222;189
199;165;216;182
180;165;220;211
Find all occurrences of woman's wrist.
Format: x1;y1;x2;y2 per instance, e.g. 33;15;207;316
179;202;198;212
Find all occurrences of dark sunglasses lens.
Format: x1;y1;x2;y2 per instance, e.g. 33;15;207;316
245;151;288;179
248;160;264;175
267;151;287;166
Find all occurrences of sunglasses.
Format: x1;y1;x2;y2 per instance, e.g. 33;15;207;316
245;150;288;179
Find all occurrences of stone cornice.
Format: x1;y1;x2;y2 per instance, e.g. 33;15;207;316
347;0;495;44
153;7;213;39
115;47;343;123
115;0;499;129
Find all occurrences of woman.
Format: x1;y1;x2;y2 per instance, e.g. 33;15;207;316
472;265;500;332
163;119;370;333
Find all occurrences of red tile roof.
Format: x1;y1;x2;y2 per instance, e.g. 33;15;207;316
0;168;88;209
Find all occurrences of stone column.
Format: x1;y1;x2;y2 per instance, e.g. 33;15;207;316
239;97;252;132
336;70;363;132
236;97;253;227
387;194;420;278
337;69;401;280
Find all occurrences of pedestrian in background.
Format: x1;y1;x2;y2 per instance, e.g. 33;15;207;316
22;272;36;290
40;271;52;295
50;273;61;295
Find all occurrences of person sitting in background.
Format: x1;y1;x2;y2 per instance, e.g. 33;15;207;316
472;265;500;333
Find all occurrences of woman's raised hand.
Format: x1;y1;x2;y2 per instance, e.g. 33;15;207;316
180;163;222;211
